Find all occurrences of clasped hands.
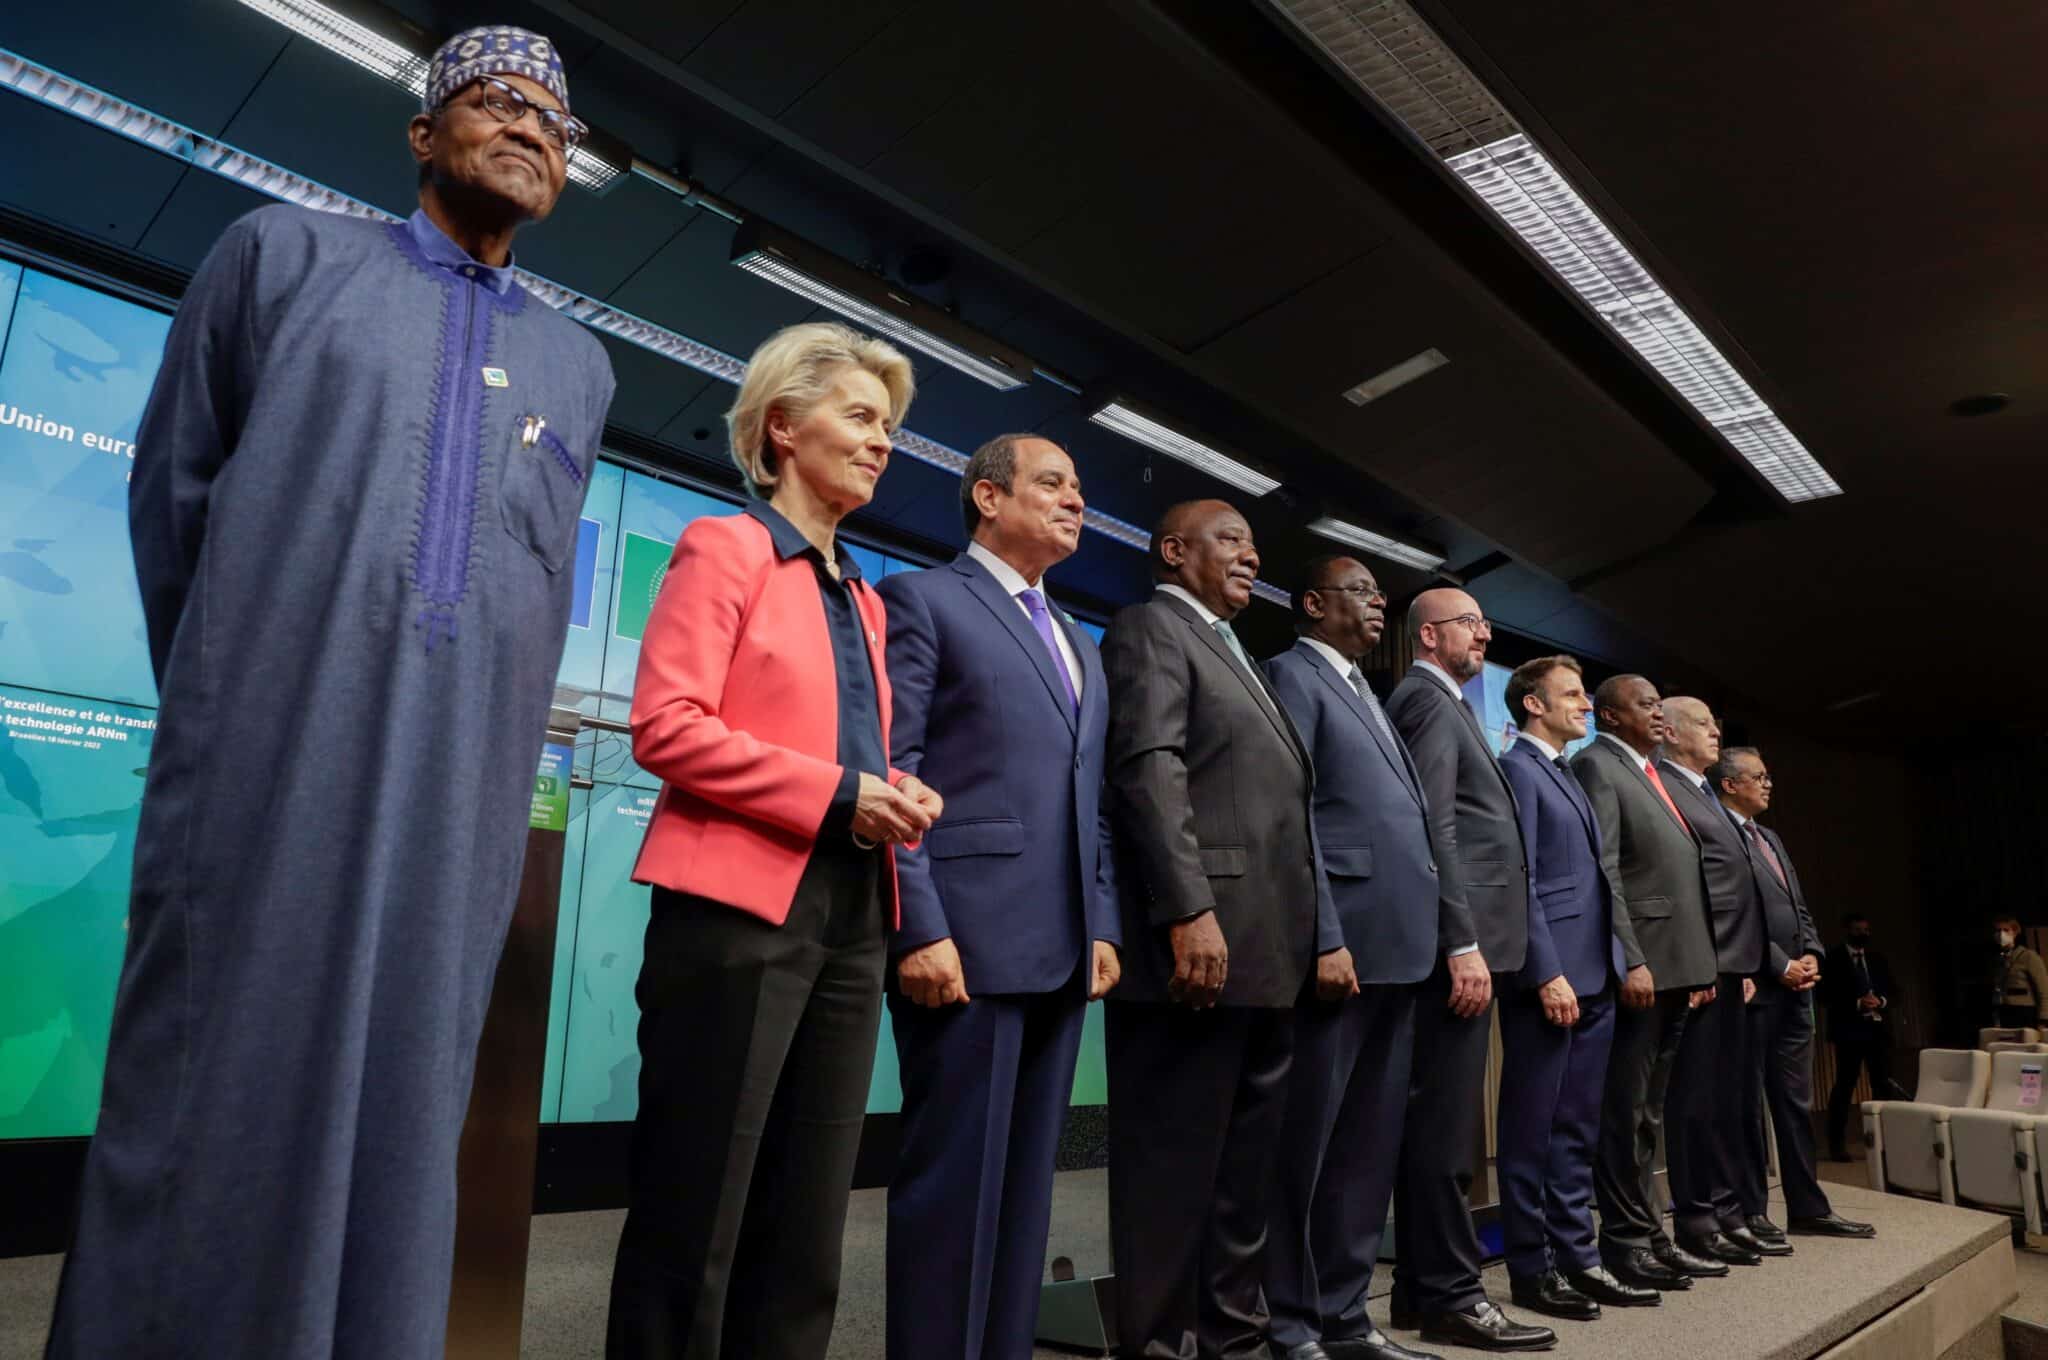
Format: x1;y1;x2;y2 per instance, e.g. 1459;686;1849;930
850;772;943;846
1780;955;1821;991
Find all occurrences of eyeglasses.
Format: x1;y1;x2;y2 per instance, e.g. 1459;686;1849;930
1732;771;1773;786
1315;583;1388;604
449;76;588;153
1424;613;1491;634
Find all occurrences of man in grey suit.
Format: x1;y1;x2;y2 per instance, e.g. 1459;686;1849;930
1571;676;1723;1286
1713;746;1875;1240
1100;500;1356;1360
1384;589;1554;1353
1656;698;1785;1261
1264;556;1445;1360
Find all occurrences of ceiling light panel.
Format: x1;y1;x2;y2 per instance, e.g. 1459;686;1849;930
1263;0;1842;502
1305;516;1445;571
1342;347;1448;406
236;0;430;95
1088;401;1281;497
732;223;1036;392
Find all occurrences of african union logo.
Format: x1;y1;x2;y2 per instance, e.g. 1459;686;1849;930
614;531;673;643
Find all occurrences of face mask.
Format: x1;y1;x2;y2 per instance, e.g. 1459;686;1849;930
1999;931;2017;949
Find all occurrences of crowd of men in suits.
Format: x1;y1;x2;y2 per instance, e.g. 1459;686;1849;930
881;440;1877;1360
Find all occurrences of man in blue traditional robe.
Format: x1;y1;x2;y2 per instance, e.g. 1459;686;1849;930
45;26;615;1359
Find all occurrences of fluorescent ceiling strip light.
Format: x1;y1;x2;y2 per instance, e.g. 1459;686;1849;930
1265;0;1841;502
1089;402;1281;497
236;0;429;96
0;47;1165;553
733;252;1027;391
1250;580;1291;608
565;146;622;193
1305;515;1445;571
1342;347;1448;406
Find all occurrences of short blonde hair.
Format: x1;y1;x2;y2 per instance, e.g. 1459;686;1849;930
726;322;916;497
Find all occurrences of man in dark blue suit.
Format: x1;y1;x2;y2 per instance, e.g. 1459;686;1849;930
879;433;1123;1360
1263;556;1443;1360
1496;657;1657;1325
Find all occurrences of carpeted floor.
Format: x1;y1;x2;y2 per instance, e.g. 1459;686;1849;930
0;1156;2024;1359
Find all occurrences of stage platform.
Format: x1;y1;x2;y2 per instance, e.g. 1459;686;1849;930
0;1173;2018;1359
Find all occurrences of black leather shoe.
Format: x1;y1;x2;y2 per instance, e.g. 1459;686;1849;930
1388;1301;1418;1332
1744;1214;1787;1243
1677;1231;1762;1266
1565;1265;1661;1307
1419;1300;1558;1350
1322;1329;1443;1360
1509;1270;1600;1322
1789;1212;1877;1238
1726;1225;1793;1257
1602;1246;1691;1290
1654;1239;1730;1277
1284;1345;1334;1360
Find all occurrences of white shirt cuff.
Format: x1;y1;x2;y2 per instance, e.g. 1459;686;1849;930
1447;943;1480;958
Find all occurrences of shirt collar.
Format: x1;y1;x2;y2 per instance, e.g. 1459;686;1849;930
966;540;1035;595
1665;759;1710;791
1517;730;1563;762
1413;658;1467;700
1597;731;1652;771
1156;582;1222;627
406;208;517;295
1299;636;1356;680
744;501;863;581
1726;806;1752;827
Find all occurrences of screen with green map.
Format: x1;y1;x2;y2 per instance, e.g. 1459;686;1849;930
0;254;1110;1141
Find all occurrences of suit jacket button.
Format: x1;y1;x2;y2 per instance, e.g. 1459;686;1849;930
1074;754;1084;770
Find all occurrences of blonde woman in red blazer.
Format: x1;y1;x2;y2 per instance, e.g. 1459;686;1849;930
606;322;944;1360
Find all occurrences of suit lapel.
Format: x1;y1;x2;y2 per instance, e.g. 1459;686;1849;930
1163;595;1304;767
1530;740;1597;839
1424;669;1514;801
1303;643;1421;808
956;556;1078;736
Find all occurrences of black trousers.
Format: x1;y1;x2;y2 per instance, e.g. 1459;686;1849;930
606;848;885;1360
1742;986;1831;1220
1107;1001;1295;1360
1390;962;1496;1316
1999;1004;2043;1032
1594;989;1690;1255
1827;1027;1894;1154
1669;975;1748;1239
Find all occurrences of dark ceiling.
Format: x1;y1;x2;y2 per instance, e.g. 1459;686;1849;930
4;0;2032;739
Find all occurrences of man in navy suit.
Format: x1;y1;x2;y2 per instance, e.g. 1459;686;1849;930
879;433;1123;1360
1263;556;1444;1360
1496;657;1658;1325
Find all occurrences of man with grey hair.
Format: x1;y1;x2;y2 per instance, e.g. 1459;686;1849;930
45;24;613;1359
1712;746;1874;1240
879;433;1123;1360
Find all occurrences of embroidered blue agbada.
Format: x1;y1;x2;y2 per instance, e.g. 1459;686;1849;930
46;204;613;1359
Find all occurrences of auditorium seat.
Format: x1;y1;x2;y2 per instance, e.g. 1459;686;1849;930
1985;1041;2048;1057
1979;1027;2042;1048
1948;1050;2048;1233
1863;1048;1991;1202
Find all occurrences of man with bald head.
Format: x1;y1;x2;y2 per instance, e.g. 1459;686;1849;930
879;433;1124;1360
1572;678;1721;1285
1384;591;1553;1352
1101;499;1355;1360
1656;698;1783;1259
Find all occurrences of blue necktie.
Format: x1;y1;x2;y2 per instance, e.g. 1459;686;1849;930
1019;589;1078;713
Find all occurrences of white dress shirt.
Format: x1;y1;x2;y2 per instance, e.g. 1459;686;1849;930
1598;731;1654;771
1517;730;1563;762
1299;635;1356;682
970;540;1082;703
1666;760;1711;793
1413;657;1468;702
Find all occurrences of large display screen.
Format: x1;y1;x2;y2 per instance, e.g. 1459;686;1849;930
0;253;1112;1140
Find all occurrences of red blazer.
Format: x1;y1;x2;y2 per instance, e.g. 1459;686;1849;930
629;510;907;925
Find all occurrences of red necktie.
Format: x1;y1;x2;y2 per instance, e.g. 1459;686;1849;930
1642;761;1692;838
1745;821;1789;888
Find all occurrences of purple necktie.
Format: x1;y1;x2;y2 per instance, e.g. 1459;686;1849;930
1019;589;1079;713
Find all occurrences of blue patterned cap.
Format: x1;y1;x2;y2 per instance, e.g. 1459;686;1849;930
425;25;570;115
